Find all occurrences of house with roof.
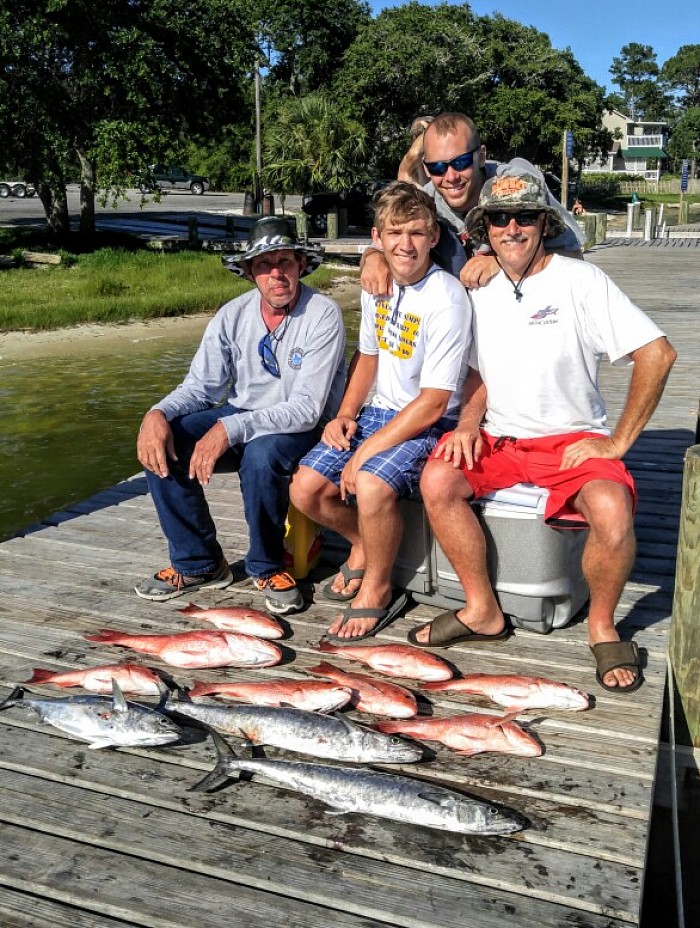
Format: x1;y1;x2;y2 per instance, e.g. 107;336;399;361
581;109;669;182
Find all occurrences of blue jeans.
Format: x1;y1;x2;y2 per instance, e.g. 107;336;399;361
145;406;321;578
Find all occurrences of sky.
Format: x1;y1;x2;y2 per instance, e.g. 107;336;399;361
368;1;700;93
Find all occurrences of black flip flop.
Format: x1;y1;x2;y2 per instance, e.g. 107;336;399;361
322;592;408;645
407;610;510;649
321;562;365;602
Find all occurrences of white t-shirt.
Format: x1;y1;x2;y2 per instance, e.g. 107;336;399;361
468;254;665;437
359;264;472;419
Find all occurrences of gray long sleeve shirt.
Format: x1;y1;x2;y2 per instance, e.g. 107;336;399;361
153;283;346;446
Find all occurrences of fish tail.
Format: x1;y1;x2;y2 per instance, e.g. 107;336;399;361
189;727;240;793
315;641;337;653
306;661;337;676
84;629;123;643
25;669;55;685
177;603;198;616
187;682;215;699
0;686;25;711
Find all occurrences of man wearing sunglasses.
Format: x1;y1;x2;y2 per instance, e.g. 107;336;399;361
362;112;583;294
410;172;676;695
290;182;471;642
135;217;346;615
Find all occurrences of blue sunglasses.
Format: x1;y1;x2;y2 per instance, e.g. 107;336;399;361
258;331;281;377
423;146;481;177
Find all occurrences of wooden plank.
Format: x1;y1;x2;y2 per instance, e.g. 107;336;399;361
0;729;644;922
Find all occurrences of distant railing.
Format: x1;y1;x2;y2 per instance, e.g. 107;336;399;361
619;179;700;195
626;134;665;148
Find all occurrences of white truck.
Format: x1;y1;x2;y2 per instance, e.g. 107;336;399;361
0;180;36;198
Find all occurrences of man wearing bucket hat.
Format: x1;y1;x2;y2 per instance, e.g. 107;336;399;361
410;171;676;695
135;216;346;614
363;112;584;294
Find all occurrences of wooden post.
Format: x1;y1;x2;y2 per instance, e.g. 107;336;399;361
594;212;607;244
670;445;700;746
326;207;339;240
188;216;199;247
575;214;596;251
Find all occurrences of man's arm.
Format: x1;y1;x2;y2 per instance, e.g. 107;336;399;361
321;351;377;451
397;118;431;187
432;367;486;469
561;336;677;469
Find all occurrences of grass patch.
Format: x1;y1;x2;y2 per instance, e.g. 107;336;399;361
0;240;354;333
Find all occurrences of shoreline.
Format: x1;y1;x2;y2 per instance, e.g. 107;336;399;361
0;279;362;362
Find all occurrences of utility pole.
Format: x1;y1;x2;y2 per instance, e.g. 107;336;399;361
254;56;263;214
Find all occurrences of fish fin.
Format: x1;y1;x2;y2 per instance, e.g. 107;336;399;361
88;739;116;750
417;790;460;807
178;603;199;616
111;679;128;712
331;712;367;734
497;710;522;724
323;810;350;817
155;682;170;712
189;726;239;792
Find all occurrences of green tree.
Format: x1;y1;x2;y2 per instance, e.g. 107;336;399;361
473;14;607;169
262;93;367;194
609;43;669;119
334;5;606;177
666;107;700;175
661;45;700;111
257;0;370;96
0;0;255;236
333;3;484;175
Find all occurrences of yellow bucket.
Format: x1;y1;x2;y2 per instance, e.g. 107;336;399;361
283;503;322;579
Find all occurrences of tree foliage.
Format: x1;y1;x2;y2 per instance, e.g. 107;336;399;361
0;0;255;234
262;93;367;194
661;45;700;111
257;0;370;96
609;43;669;120
666;108;700;165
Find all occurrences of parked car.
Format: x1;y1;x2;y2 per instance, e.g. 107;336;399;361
135;164;210;195
302;179;391;234
0;180;36;198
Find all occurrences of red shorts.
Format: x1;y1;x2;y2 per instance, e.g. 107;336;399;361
430;430;637;526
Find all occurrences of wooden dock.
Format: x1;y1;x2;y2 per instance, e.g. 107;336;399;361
0;245;696;927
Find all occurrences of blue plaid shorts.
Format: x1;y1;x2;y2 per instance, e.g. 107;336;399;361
299;405;456;499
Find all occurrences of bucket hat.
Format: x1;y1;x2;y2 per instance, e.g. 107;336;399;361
466;172;567;244
223;216;324;278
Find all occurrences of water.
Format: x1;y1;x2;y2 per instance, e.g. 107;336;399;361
0;331;203;541
0;284;361;542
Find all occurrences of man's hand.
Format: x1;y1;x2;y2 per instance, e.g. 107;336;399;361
321;415;358;451
360;248;393;296
560;435;620;471
339;455;361;500
433;422;483;470
137;410;176;479
460;254;500;290
188;421;230;486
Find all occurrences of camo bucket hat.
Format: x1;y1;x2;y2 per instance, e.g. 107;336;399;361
465;172;567;244
223;216;324;277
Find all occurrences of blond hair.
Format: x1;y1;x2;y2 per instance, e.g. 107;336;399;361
372;181;439;236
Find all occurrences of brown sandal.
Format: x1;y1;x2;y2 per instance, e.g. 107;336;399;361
590;641;643;693
407;610;509;648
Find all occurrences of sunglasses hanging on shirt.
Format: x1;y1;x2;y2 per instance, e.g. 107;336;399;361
258;314;290;378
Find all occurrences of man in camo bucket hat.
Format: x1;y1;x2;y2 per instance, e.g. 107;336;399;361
135;215;345;615
411;167;677;698
465;172;567;245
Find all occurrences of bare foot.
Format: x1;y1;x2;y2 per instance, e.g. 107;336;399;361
413;604;505;644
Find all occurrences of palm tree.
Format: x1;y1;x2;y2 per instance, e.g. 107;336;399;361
263;92;367;195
